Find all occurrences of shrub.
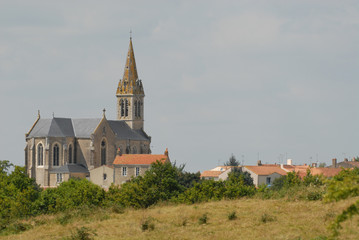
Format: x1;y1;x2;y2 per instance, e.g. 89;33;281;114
228;211;237;220
198;214;208;225
67;227;96;240
141;218;155;231
35;178;105;214
107;161;183;208
260;213;276;223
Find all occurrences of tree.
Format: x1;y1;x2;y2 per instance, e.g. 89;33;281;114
324;168;359;236
107;161;183;208
227;168;254;186
224;154;240;166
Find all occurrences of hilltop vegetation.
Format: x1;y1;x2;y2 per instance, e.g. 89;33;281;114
1;160;359;239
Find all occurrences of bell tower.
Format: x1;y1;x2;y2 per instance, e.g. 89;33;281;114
116;37;145;130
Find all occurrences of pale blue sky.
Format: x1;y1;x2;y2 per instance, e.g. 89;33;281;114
1;0;359;172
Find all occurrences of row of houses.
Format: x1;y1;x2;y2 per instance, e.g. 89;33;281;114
200;158;355;187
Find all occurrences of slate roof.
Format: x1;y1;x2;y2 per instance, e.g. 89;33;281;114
27;117;150;141
108;120;148;141
49;164;89;174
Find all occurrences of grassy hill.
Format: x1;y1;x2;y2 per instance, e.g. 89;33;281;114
1;197;359;240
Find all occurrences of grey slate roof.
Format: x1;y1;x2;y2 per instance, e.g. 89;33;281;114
108;120;149;141
27;117;150;141
72;118;101;138
50;164;89;174
28;118;75;137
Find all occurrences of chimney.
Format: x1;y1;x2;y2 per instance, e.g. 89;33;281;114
332;158;337;168
287;159;293;165
257;160;262;166
117;147;122;156
312;163;317;168
164;148;169;157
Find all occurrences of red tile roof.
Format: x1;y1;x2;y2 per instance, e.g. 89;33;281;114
245;166;287;176
201;171;223;178
310;168;342;177
113;154;169;165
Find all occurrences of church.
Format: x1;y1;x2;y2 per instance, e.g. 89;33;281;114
25;38;154;187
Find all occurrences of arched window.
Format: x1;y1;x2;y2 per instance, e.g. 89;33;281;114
132;146;137;154
101;140;106;165
68;144;73;164
126;146;130;154
137;101;141;117
125;99;129;117
134;100;138;117
37;143;44;166
53;144;59;166
120;99;124;117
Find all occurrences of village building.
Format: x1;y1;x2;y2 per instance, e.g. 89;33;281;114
328;158;359;169
24;37;153;187
112;148;170;184
200;166;234;181
242;165;287;186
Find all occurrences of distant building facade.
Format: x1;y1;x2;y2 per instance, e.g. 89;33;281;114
25;38;152;187
113;148;170;185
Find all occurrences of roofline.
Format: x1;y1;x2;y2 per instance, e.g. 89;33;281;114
25;113;41;137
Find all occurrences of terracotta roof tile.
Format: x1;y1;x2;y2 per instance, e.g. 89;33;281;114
113;154;168;165
310;168;342;177
245;166;287;176
201;171;223;178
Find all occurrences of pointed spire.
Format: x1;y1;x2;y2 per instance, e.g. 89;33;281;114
117;37;144;95
123;38;138;87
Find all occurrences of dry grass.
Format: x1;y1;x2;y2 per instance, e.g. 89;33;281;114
2;198;359;240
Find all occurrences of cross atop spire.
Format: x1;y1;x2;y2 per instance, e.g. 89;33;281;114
130;29;132;39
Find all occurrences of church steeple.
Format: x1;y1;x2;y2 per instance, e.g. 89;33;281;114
116;37;145;130
116;38;144;95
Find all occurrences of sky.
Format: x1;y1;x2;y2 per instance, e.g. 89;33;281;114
1;0;359;172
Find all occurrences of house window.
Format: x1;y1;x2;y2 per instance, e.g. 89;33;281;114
103;173;107;180
68;144;73;164
56;173;63;183
135;167;140;176
122;167;127;176
266;177;271;185
37;143;44;166
101;140;106;165
53;144;59;166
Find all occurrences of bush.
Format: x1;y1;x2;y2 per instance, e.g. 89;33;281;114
107;161;184;208
198;214;208;225
228;211;237;220
35;178;105;214
141;218;155;231
67;227;96;240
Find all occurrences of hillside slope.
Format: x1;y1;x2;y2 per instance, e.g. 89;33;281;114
2;198;359;240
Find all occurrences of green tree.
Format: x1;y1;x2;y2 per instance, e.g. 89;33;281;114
107;161;183;208
0;161;40;230
36;178;105;214
224;154;240;166
227;168;254;186
324;168;359;236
